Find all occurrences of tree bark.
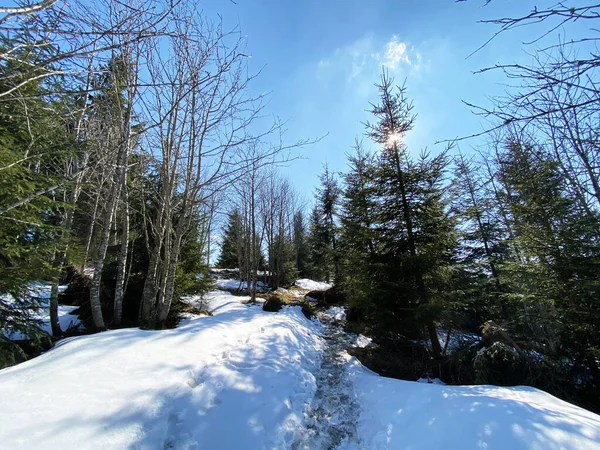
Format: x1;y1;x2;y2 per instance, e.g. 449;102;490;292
49;283;61;336
139;246;161;327
112;186;129;326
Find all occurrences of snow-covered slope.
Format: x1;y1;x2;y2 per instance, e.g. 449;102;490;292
1;287;599;450
348;359;600;449
0;291;322;449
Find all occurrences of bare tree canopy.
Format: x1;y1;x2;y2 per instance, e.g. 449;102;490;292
451;1;600;142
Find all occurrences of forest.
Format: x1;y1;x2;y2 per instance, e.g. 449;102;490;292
1;0;600;420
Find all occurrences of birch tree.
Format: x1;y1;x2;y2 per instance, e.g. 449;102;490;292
138;7;263;328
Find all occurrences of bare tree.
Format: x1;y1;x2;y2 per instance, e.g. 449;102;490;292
137;7;268;328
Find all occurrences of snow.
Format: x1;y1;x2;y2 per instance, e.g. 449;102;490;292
295;278;332;291
347;358;600;450
1;282;600;450
416;377;446;385
2;284;80;339
353;334;373;348
214;278;266;292
324;306;347;321
209;268;239;274
0;290;322;450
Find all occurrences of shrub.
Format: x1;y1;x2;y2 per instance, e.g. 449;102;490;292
473;342;528;385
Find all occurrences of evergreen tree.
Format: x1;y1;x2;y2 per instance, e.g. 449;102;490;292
292;211;310;277
217;209;244;269
217;207;265;289
338;143;379;315
357;71;458;357
0;39;74;364
452;152;511;325
271;232;299;287
498;138;600;366
307;166;340;282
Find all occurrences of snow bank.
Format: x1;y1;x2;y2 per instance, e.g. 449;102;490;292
416;377;446;385
347;358;600;450
295;278;332;291
209;268;240;274
0;290;322;450
353;334;373;348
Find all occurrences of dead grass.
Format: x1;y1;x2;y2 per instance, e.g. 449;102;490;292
179;301;212;316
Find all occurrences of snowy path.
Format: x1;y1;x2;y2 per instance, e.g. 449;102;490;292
293;308;363;450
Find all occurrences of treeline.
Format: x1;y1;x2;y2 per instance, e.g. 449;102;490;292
215;64;600;414
0;0;295;366
216;164;344;298
306;63;600;411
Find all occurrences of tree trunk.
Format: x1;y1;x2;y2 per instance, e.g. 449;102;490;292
89;193;120;330
156;243;182;327
83;194;100;268
89;130;128;330
139;246;161;327
112;186;129;327
49;283;61;337
156;215;188;328
251;185;257;301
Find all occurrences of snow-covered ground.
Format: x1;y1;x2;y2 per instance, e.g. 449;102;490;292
295;278;332;291
0;282;599;449
0;290;322;449
214;278;266;293
2;283;81;340
349;360;600;449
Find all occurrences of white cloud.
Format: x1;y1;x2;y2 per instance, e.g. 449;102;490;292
315;34;421;87
381;35;422;72
382;35;410;69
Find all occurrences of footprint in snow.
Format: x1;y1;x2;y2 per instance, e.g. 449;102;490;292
164;411;199;450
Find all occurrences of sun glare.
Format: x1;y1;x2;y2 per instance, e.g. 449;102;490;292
386;132;402;147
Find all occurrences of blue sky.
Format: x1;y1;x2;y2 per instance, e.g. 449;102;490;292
203;0;586;202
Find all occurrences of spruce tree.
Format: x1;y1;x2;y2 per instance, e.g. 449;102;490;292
452;152;511;324
217;209;244;269
338;143;379;315
359;71;457;357
292;211;310;277
307;166;340;282
498;137;600;367
0;39;74;365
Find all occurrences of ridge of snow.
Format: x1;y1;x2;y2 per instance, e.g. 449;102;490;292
0;290;322;449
